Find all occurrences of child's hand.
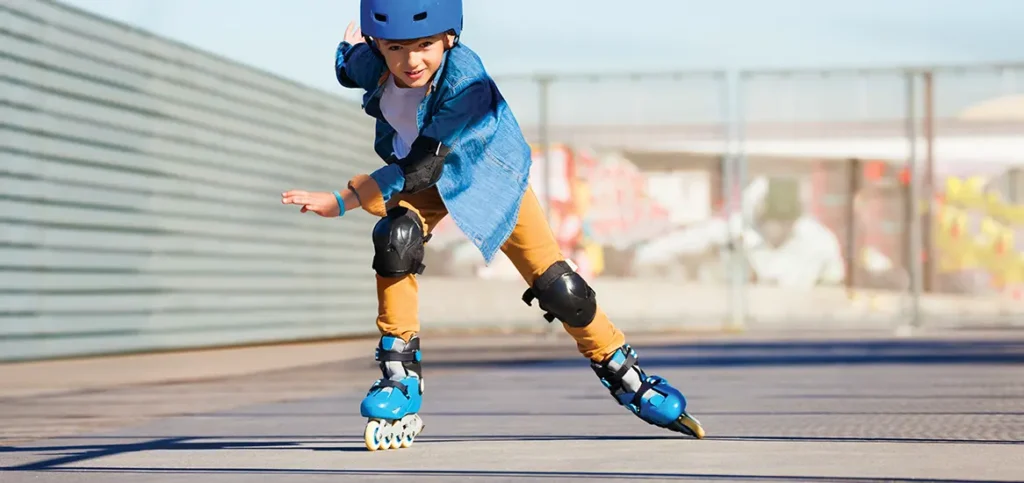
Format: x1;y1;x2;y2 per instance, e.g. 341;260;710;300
281;190;341;217
344;22;365;45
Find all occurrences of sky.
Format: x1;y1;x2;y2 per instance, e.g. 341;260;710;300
56;0;1024;98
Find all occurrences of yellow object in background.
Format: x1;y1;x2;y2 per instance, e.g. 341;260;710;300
583;241;605;275
945;176;986;208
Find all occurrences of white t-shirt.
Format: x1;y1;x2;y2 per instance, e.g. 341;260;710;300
379;74;429;159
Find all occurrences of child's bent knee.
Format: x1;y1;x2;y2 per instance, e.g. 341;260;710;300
372;207;427;277
520;260;597;328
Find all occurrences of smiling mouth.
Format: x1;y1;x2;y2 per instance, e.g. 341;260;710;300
406;69;425;79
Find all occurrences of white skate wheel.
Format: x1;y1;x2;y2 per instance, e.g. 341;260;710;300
399;425;415;448
381;422;395;449
364;420;384;451
399;415;418;448
388;420;403;449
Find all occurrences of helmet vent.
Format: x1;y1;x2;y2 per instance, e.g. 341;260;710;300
413;12;428;21
374;12;388;22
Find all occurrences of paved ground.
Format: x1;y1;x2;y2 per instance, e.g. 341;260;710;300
1;329;1023;482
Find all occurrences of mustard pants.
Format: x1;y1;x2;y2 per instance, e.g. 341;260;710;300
375;186;625;363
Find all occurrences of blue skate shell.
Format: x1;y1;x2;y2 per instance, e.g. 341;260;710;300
617;375;687;427
360;377;422;420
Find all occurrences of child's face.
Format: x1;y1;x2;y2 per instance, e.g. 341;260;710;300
377;33;454;88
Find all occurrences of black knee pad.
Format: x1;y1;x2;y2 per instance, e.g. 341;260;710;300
521;261;597;328
372;207;426;277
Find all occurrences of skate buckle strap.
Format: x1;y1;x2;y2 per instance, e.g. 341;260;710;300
612;351;638;383
630;377;657;410
594;348;639;396
375;348;421;362
376;379;409;397
521;260;574;323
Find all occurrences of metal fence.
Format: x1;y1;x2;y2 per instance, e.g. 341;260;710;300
0;0;382;361
461;64;1024;330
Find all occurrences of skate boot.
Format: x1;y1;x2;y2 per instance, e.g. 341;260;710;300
359;334;425;451
591;344;705;438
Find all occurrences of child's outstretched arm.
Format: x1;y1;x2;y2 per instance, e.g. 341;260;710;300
281;188;360;218
280;171;395;219
336;22;385;91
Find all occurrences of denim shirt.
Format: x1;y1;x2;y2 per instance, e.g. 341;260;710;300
335;41;532;264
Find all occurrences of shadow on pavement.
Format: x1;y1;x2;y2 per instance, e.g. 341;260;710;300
2;432;1019;474
431;338;1024;369
2;465;1009;482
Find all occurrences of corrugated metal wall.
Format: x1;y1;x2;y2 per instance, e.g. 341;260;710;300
1;0;383;361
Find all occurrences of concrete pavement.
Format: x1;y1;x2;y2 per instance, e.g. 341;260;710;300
2;329;1023;482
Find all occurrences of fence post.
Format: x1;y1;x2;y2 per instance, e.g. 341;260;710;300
846;158;861;298
537;75;553;223
905;71;924;330
922;71;936;294
726;70;747;331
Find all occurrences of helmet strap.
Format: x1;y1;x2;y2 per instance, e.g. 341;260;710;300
363;35;383;56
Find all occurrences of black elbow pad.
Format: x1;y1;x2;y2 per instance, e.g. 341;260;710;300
395;136;451;194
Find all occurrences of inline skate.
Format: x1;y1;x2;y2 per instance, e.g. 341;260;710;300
591;343;705;438
359;334;425;451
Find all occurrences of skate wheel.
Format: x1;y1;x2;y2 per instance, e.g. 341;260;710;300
400;431;414;448
364;420;385;451
399;421;415;448
399;414;421;448
388;420;402;450
381;423;396;449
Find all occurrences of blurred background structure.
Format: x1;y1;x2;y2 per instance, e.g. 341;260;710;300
3;0;1024;362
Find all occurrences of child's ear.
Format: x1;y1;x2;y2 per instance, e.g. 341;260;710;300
444;33;456;49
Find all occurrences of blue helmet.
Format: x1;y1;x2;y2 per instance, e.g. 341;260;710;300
361;0;463;41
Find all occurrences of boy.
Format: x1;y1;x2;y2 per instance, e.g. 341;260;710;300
281;0;704;451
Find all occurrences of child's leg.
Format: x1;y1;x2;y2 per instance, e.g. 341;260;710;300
359;187;447;451
374;187;449;343
501;186;705;438
499;186;625;363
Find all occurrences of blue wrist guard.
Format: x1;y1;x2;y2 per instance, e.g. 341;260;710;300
332;190;346;217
